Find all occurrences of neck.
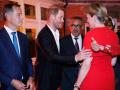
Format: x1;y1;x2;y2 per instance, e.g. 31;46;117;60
95;19;105;28
72;34;80;38
94;22;105;28
48;21;56;32
5;22;17;31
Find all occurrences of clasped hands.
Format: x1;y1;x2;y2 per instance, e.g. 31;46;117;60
11;77;33;90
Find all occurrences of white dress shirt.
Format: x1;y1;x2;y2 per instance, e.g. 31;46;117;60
71;34;82;50
4;25;21;55
47;24;60;52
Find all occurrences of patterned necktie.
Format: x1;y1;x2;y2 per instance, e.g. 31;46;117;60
11;32;19;56
74;37;79;52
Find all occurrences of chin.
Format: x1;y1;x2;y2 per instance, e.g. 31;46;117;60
90;26;94;29
58;26;62;29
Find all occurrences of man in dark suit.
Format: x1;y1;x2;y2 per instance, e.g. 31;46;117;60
36;5;91;90
0;3;33;90
60;16;84;90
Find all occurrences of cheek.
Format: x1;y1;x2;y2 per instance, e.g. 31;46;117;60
12;16;18;22
11;16;17;23
87;18;91;24
69;26;71;30
54;18;58;23
88;19;93;26
56;17;62;23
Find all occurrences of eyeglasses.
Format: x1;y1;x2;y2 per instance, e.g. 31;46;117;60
71;24;82;28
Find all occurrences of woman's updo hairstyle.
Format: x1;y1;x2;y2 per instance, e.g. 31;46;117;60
87;3;108;23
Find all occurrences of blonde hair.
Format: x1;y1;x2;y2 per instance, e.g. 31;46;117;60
87;3;108;23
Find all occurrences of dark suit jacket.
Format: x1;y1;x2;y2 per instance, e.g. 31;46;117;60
0;28;33;90
36;25;76;90
60;34;84;90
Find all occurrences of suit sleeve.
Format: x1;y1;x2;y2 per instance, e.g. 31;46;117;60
0;72;12;86
25;37;33;77
60;38;78;65
37;34;76;64
60;38;67;56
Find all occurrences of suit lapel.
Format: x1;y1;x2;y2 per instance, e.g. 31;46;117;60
1;28;21;62
17;32;23;58
46;25;59;53
81;35;84;48
68;35;77;53
17;32;26;66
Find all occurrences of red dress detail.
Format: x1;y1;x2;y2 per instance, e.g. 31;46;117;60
110;45;120;56
80;27;119;90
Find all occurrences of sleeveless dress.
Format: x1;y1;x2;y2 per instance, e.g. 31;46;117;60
80;27;119;90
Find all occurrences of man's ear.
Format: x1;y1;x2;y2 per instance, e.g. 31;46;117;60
5;12;8;18
5;12;12;20
50;14;55;20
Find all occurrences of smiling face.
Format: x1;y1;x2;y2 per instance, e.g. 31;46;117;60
70;19;83;37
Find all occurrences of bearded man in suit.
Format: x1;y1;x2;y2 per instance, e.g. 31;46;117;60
36;5;91;90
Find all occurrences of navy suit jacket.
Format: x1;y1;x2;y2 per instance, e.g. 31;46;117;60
36;25;76;90
60;34;84;90
0;28;33;89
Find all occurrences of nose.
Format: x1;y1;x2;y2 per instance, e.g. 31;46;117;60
20;18;23;23
62;18;64;22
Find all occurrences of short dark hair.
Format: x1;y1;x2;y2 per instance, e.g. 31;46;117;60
3;2;20;20
4;2;20;13
71;16;83;21
48;4;64;16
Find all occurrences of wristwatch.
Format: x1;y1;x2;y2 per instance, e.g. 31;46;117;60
74;85;80;90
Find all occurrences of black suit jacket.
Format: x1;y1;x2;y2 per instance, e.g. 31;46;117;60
0;28;33;90
36;25;76;90
60;34;84;90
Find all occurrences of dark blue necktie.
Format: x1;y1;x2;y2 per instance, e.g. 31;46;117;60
11;32;19;56
74;37;79;52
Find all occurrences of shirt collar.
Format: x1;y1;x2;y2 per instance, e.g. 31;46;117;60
71;33;81;39
47;24;59;36
4;25;17;34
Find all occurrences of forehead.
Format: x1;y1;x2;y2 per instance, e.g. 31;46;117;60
71;19;82;24
56;9;64;15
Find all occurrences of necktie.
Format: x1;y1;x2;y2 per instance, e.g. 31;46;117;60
11;32;19;56
12;32;23;79
74;37;79;52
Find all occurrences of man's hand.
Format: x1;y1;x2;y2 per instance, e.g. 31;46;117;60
26;76;33;90
11;79;27;90
75;48;92;62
